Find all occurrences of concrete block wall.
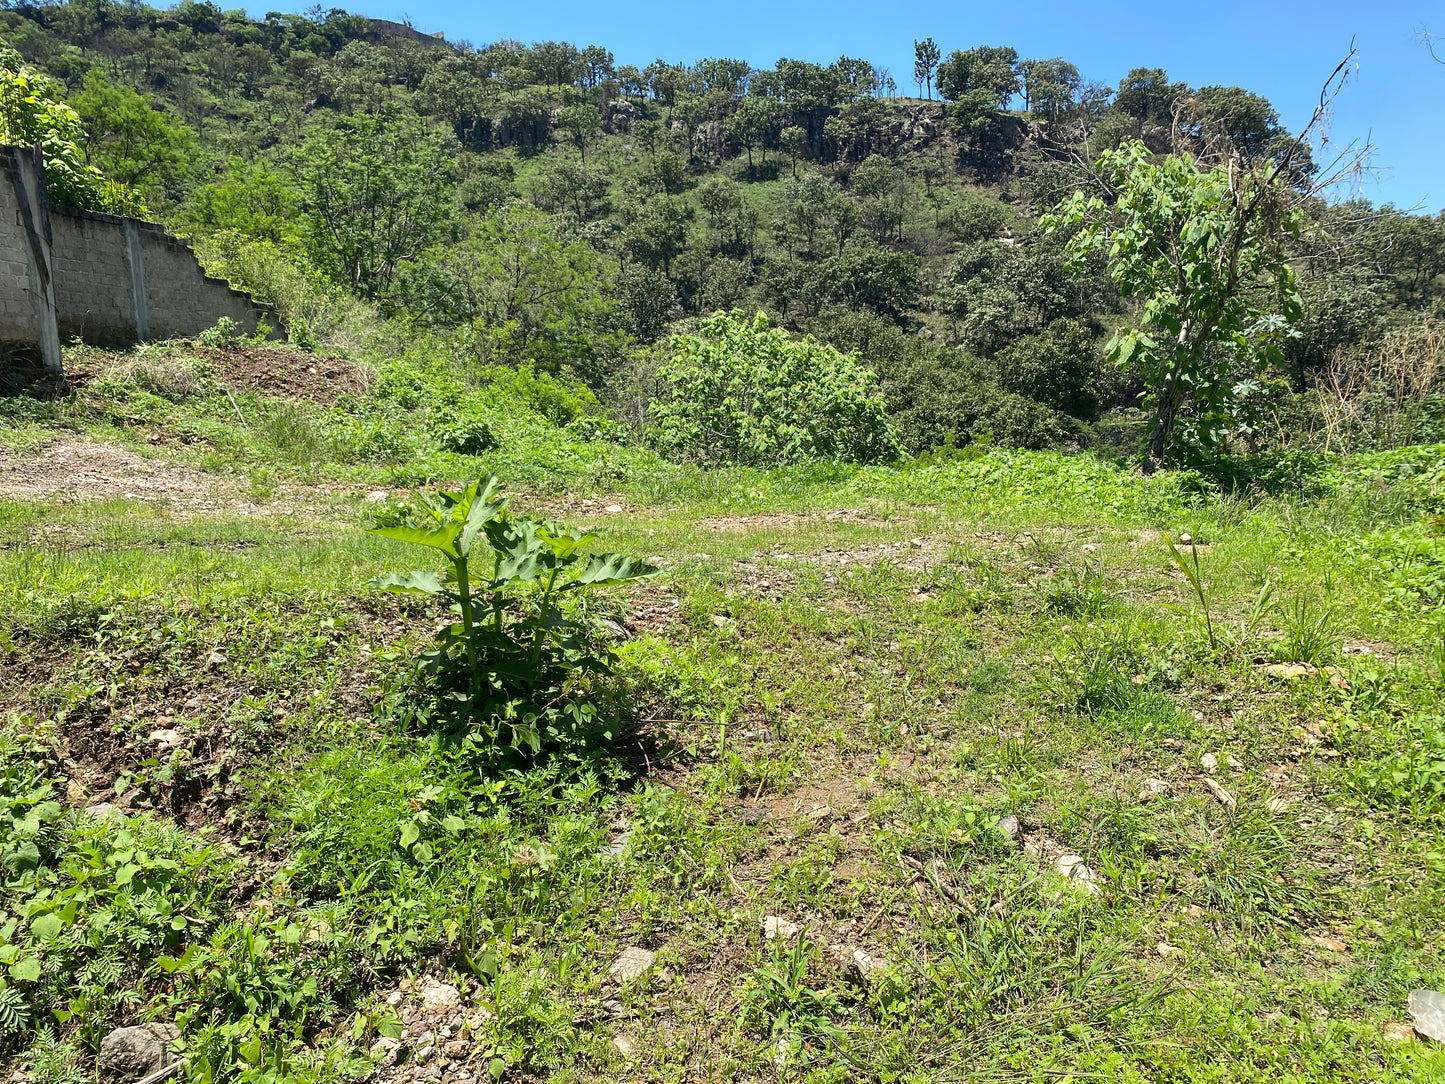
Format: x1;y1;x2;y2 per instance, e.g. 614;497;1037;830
1;143;277;386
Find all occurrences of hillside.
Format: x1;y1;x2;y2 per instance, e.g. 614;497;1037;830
2;5;1445;1084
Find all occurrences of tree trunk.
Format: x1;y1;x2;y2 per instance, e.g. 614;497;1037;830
1142;356;1187;474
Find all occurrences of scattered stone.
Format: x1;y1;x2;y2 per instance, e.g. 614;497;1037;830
907;537;925;549
1407;990;1445;1042
606;946;656;983
443;1039;467;1058
370;1036;402;1064
1260;662;1319;681
1056;855;1101;895
735;806;772;825
1140;778;1170;798
1199;752;1218;773
1308;935;1348;953
1384;1021;1417;1042
840;947;888;987
85;802;121;821
601;998;626;1017
1178;533;1193;546
995;814;1022;844
610;1034;637;1057
149;728;183;749
364;490;389;502
386;990;404;1007
1080;543;1098;553
596;831;630;859
1265;797;1291;815
419;979;461;1012
709;614;731;627
1226;755;1243;770
205;650;227;670
1203;777;1236;810
604;504;624;514
1156;941;1180;958
763;915;801;941
98;1023;180;1080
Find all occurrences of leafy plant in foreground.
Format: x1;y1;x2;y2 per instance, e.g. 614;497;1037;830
370;477;658;756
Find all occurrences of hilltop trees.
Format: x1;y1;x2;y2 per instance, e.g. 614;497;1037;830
913;38;940;100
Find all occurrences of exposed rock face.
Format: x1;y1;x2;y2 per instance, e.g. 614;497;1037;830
98;1023;179;1080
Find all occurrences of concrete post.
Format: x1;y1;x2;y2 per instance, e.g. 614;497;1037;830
1;144;62;377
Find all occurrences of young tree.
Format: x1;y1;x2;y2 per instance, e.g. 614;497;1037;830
723;95;772;173
913;38;940;100
1045;142;1303;472
780;125;806;177
71;70;197;198
296;111;457;299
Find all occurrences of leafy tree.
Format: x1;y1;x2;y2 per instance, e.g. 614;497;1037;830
394;206;614;378
1046;141;1304;471
936;46;1020;135
295;110;457;299
178;157;300;244
819;240;919;317
615;262;678;341
649;310;900;466
555;103;601;160
913;38;940;100
0;43;132;211
993;318;1103;420
622;194;691;276
723;95;772;173
70;69;197;199
780;124;806;177
1020;58;1080;120
1114;67;1188;122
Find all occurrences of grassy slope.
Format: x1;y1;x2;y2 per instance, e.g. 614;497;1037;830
2;344;1445;1084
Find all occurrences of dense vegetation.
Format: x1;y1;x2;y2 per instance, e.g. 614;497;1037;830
3;0;1443;466
3;5;1445;1084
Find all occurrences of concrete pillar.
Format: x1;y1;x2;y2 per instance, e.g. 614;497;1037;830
1;144;61;376
123;219;150;342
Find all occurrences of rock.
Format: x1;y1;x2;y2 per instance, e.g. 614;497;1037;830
995;814;1022;844
205;650;226;670
709;614;731;627
736;806;772;825
386;990;404;1007
150;728;183;749
85;802;121;821
1264;797;1290;815
98;1023;180;1080
1140;778;1170;797
606;946;656;983
1308;935;1348;953
1156;940;1179;958
1384;1021;1417;1041
840;947;888;987
370;1036;403;1065
1260;662;1319;681
596;831;630;859
604;504;624;514
1199;752;1218;773
1203;777;1236;810
763;916;801;941
443;1040;467;1057
420;979;461;1012
1056;855;1101;896
1406;990;1445;1042
610;1034;637;1057
365;490;390;502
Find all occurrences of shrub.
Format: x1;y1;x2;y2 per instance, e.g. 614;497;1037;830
993;318;1105;421
433;415;501;455
198;316;242;349
648;311;901;467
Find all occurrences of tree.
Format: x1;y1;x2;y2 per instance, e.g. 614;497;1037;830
1114;67;1187;122
0;44;132;212
179;157;301;244
1045;142;1303;471
555;102;601;160
70;69;197;198
724;95;771;173
296;111;457;299
936;46;1020;107
1020;58;1080;120
780;125;806;177
913;38;940;100
649;310;900;466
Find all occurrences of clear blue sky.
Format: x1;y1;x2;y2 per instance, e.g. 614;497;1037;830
280;0;1445;213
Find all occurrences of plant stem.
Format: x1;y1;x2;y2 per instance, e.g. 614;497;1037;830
455;554;480;693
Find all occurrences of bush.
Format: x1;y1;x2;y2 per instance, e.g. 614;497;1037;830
648;311;901;467
433;415;501;454
993;318;1105;421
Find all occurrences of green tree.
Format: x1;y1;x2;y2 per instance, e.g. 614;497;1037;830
0;43;131;211
296;111;457;299
1045;141;1303;471
723;95;771;173
1114;67;1187;122
1020;58;1080;120
71;69;197;199
178;157;300;244
649;310;900;466
936;46;1019;107
780;125;806;177
913;38;941;100
555;103;601;160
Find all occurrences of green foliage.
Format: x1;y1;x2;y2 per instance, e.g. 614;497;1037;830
69;69;196;201
649;311;901;467
0;43;139;212
1047;141;1304;470
370;477;658;757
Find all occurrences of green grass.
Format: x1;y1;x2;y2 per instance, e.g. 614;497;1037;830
2;347;1445;1083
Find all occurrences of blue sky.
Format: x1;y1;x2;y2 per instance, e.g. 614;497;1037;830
279;0;1444;213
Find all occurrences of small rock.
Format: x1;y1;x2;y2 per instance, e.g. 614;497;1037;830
98;1023;180;1080
1383;1021;1417;1042
1265;797;1290;815
420;979;461;1012
150;728;183;749
611;1034;637;1057
908;537;925;549
1178;533;1193;545
736;806;772;825
1199;752;1218;773
464;1010;492;1030
1308;935;1348;953
443;1039;467;1057
596;831;630;859
365;490;390;502
370;1036;402;1064
414;1040;435;1064
601;998;625;1017
840;947;888;987
386;990;404;1007
1056;855;1101;895
1226;755;1243;770
1156;940;1180;958
763;916;801;941
205;650;227;670
1407;990;1445;1042
1140;778;1170;797
1260;662;1319;681
606;946;656;983
604;504;624;514
709;614;731;627
85;802;121;821
1203;777;1236;809
995;815;1021;844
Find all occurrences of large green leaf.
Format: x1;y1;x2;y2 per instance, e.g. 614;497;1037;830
372;524;462;558
567;552;660;588
369;570;452;598
459;476;507;558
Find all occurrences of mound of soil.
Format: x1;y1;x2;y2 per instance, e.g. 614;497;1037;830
197;345;369;403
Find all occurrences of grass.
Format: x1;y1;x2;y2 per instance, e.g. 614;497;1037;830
2;342;1445;1083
